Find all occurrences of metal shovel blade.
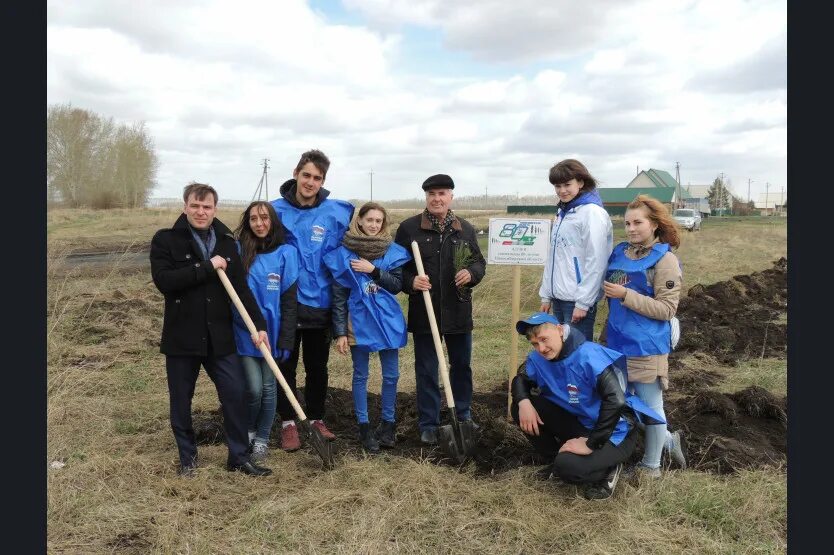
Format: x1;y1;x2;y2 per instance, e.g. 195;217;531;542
437;415;477;464
298;419;335;470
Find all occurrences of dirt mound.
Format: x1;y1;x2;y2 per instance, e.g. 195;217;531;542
674;257;787;364
192;385;785;475
667;386;786;474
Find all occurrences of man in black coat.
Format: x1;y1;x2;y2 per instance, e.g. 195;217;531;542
150;182;273;477
394;174;486;444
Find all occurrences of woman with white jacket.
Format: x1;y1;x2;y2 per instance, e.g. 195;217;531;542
539;159;613;341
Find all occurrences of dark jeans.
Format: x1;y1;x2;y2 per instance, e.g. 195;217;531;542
413;332;473;432
549;298;598;341
165;353;250;467
276;327;331;421
511;394;636;484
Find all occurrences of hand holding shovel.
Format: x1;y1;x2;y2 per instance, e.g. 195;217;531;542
410;241;477;463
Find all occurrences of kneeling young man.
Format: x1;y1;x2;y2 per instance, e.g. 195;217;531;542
512;312;663;500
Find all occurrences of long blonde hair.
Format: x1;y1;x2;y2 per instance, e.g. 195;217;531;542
627;194;680;248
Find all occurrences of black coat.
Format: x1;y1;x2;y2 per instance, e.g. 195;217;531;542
394;211;486;334
150;213;267;356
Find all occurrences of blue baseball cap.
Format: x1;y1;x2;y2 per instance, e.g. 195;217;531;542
516;312;562;335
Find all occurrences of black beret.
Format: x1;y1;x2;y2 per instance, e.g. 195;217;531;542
421;174;455;190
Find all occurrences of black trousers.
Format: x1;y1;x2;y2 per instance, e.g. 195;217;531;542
511;394;637;484
165;353;250;467
276;327;331;421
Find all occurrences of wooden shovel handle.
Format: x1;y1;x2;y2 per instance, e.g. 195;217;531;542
410;241;456;410
216;268;308;421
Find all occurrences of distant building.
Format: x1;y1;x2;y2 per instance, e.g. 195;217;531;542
597;187;675;216
625;169;710;216
754;191;787;216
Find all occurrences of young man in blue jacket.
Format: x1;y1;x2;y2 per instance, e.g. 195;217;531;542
271;150;354;450
512;312;664;499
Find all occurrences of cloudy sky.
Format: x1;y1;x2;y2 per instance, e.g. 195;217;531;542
47;0;786;202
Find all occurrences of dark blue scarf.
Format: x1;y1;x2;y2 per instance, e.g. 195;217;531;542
188;225;216;261
556;189;604;217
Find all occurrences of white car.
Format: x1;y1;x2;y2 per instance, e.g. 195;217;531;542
673;208;702;231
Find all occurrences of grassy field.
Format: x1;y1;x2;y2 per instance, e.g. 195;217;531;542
47;209;787;553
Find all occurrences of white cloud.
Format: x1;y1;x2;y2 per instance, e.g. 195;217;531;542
47;0;787;202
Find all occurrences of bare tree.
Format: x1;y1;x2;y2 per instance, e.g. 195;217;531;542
47;103;158;208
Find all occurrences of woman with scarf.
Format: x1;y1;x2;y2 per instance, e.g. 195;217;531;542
232;201;299;462
539;159;613;341
323;202;411;454
602;194;687;478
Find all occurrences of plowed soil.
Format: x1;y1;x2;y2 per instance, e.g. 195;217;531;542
193;258;788;476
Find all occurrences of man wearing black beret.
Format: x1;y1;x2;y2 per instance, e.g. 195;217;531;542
394;174;486;444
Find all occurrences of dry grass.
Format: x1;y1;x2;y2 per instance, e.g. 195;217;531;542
47;210;787;553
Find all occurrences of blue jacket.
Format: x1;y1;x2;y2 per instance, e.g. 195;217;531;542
232;244;300;357
324;242;411;352
271;179;354;328
517;329;665;447
605;242;672;356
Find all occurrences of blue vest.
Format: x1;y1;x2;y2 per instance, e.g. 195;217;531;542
525;342;666;445
605;242;672;357
232;245;300;357
323;242;411;352
271;198;354;309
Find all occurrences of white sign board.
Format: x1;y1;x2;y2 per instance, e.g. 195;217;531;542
487;218;551;265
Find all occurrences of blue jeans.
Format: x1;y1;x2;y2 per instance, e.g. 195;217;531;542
413;332;473;432
350;347;399;424
240;356;278;444
548;298;598;341
630;379;672;469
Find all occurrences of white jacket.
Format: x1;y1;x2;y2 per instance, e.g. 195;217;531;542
539;203;613;310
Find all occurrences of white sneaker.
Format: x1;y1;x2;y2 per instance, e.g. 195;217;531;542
250;442;269;463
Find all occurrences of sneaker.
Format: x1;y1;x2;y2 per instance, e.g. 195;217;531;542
311;420;336;441
622;463;661;480
420;427;438;445
664;430;687;470
358;423;381;454
250;441;269;463
375;420;396;448
281;423;301;452
178;463;198;478
583;463;622;500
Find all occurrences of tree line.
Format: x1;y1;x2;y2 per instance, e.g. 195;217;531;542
47;104;158;208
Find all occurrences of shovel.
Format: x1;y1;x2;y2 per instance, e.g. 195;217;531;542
410;241;477;463
216;268;335;470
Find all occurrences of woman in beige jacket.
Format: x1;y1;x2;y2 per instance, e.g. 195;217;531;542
602;195;687;477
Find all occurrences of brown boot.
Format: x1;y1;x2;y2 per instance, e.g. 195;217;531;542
280;422;301;452
311;420;336;441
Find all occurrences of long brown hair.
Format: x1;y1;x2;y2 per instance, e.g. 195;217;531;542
234;201;287;273
626;194;680;248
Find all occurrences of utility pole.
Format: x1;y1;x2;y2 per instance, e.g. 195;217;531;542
780;186;784;214
747;178;754;204
369;169;374;201
765;182;770;216
675;161;682;208
251;158;270;201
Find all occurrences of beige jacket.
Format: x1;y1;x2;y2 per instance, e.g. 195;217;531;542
602;238;682;389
